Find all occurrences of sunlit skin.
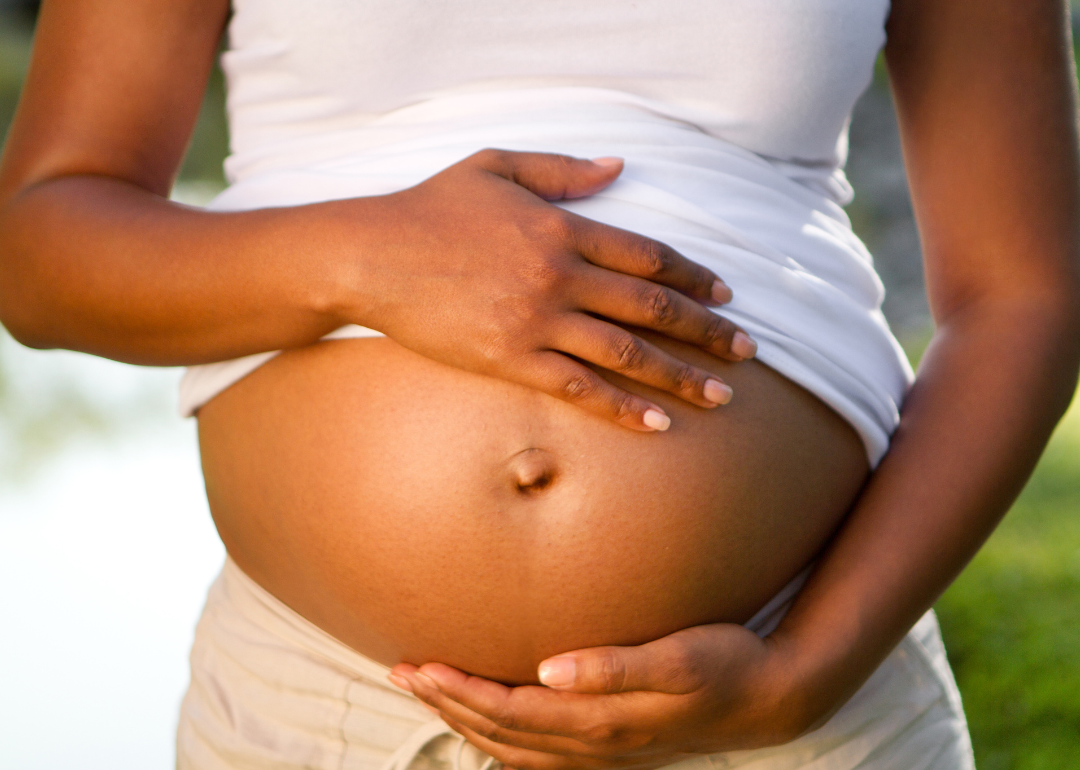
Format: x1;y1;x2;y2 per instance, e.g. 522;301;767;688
1;0;1079;767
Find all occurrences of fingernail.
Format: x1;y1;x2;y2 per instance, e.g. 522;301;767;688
415;672;439;691
538;657;576;687
387;674;413;692
642;408;671;431
711;280;733;304
590;156;624;167
703;379;733;405
731;331;757;359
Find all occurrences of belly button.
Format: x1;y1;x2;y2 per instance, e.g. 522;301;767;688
508;448;558;495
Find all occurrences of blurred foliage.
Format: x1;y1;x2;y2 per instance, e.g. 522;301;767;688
936;395;1080;769
0;10;33;133
0;332;111;480
178;62;228;187
1;6;1079;767
0;9;227;186
0;328;172;485
899;324;1080;770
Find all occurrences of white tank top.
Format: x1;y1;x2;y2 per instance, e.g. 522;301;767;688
180;0;913;465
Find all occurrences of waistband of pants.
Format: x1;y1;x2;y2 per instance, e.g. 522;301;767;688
180;557;974;770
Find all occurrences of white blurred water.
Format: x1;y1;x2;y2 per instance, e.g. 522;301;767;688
0;338;224;769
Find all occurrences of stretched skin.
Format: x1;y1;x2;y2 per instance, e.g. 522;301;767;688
383;1;1080;765
1;0;1078;762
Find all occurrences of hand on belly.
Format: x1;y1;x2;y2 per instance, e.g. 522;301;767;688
197;333;867;684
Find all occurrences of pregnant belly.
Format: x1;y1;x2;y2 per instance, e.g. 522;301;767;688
197;331;869;684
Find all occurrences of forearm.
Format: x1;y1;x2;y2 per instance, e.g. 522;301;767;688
0;174;373;365
774;291;1080;729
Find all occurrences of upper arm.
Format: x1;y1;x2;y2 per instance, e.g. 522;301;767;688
0;0;229;204
885;0;1080;319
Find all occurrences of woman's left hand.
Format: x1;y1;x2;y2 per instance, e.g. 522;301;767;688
388;623;811;770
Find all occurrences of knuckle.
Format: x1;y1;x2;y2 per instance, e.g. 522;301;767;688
662;638;706;690
611;391;637;422
665;636;696;672
639;239;672;277
527;259;573;298
476;325;527;371
488;702;521;731
531;208;574;242
703;313;726;342
696;265;714;290
595;651;626;692
475;720;505;742
644;286;676;325
553;153;577;171
673;363;699;394
710;316;737;348
581;717;623;747
471;147;505;166
562;372;599;402
613;334;646;371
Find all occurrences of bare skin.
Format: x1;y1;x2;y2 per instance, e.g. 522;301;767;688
198;332;867;685
1;0;1079;766
0;2;757;433
388;0;1080;763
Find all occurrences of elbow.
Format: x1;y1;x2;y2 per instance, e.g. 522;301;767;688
0;322;53;352
936;267;1080;347
1017;282;1080;376
0;296;54;351
0;253;55;351
933;271;1080;397
1038;275;1080;364
1005;280;1080;403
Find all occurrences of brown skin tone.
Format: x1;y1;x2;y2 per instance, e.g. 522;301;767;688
387;0;1080;764
0;1;758;433
1;0;1078;766
197;332;867;685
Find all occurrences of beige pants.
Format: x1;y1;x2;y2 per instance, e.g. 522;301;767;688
177;559;975;770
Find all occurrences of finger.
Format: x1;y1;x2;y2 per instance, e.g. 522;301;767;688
538;635;709;696
440;715;612;770
570;216;732;306
470;148;625;201
515;350;674;431
388;667;443;715
416;684;609;758
405;664;636;745
442;716;681;770
555;316;732;407
575;270;755;362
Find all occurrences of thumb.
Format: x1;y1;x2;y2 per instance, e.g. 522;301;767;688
472;149;624;201
536;635;702;695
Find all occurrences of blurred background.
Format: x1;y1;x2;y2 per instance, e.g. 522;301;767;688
1;2;1078;768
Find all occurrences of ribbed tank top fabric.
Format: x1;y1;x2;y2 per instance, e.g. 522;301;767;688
178;1;913;466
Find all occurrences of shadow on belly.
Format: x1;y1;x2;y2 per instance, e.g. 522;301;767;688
197;334;868;684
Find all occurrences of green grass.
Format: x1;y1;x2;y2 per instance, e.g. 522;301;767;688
936;393;1080;769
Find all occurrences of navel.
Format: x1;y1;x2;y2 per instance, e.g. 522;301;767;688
507;448;558;495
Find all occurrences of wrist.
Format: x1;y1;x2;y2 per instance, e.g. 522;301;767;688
294;195;396;333
759;626;853;741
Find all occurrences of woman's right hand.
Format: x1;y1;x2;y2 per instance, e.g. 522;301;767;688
342;149;757;431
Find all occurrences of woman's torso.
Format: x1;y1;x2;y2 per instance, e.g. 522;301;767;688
220;0;890;184
194;0;905;684
199;333;869;684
